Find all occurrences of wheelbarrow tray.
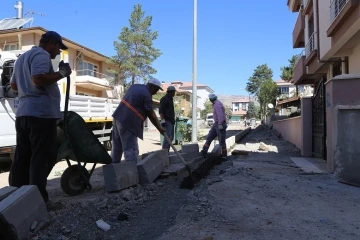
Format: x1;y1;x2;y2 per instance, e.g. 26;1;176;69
57;111;112;165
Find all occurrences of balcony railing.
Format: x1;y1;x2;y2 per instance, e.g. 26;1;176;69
295;50;305;66
329;0;349;23
305;32;316;58
76;69;122;85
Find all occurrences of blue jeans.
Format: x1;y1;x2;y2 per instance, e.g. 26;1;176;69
202;122;227;156
111;119;139;163
162;121;174;151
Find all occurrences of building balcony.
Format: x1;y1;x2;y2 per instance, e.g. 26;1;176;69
293;50;319;85
288;0;302;12
304;0;313;16
305;32;317;64
293;10;305;48
75;69;113;91
327;0;360;37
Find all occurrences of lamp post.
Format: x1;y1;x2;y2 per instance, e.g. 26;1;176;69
191;0;198;143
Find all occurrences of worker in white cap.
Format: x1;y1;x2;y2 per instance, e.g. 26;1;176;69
159;85;177;151
201;93;228;158
111;78;166;163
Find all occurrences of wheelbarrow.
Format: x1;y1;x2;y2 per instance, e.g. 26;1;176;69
55;75;112;196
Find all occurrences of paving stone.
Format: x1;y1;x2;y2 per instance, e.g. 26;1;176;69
103;162;139;192
169;152;192;165
0;186;17;202
181;144;200;158
137;150;166;184
0;185;48;240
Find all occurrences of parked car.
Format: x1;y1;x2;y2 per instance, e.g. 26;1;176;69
205;113;214;127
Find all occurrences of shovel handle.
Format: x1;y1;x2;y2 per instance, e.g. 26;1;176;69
163;133;188;167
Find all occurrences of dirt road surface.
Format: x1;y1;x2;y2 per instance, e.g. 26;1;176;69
4;124;360;240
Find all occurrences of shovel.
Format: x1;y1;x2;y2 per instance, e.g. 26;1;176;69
163;132;195;189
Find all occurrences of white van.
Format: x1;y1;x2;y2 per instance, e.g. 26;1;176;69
205;113;214;127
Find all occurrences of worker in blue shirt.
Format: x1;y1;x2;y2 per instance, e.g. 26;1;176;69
111;78;166;163
159;86;176;152
9;31;71;211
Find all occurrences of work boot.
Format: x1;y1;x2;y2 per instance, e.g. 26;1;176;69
200;150;207;158
46;200;63;212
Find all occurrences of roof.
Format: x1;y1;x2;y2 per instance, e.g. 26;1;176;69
276;95;300;106
168;81;215;93
275;79;294;86
232;98;250;103
232;109;247;116
159;83;192;94
0;27;109;61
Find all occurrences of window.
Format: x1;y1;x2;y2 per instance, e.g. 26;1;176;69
77;61;98;77
279;87;289;94
76;92;95;97
241;103;247;110
3;44;19;51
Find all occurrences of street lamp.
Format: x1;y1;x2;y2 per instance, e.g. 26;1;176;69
191;0;198;143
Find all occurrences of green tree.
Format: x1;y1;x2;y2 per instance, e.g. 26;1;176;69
246;102;256;118
200;100;213;119
246;64;273;96
258;79;279;119
280;54;300;97
225;107;232;121
280;55;299;81
110;4;162;85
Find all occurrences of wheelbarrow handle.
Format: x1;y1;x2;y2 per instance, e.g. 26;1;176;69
63;76;71;137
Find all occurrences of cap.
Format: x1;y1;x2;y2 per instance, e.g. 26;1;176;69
148;78;163;90
40;31;68;50
167;86;176;92
209;93;217;100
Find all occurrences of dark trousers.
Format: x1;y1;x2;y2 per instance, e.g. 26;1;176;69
202;123;227;156
9;116;57;202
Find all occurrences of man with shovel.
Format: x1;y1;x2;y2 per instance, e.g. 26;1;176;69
200;93;228;158
111;78;166;163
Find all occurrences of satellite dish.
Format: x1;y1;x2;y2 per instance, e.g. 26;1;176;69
267;103;274;109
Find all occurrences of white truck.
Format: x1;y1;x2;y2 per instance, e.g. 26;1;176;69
0;50;118;161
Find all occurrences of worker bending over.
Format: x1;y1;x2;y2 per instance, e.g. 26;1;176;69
159;86;176;152
111;78;166;163
200;93;227;158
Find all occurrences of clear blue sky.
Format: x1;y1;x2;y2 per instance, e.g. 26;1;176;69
2;0;300;95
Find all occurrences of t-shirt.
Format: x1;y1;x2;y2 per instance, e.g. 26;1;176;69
10;46;61;119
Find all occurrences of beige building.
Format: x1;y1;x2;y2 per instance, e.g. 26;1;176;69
280;0;360;173
0;26;121;99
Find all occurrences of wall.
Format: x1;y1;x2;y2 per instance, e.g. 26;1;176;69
318;0;332;60
272;116;302;150
185;87;211;110
348;43;360;74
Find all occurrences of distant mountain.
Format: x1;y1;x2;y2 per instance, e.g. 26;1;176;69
217;94;249;107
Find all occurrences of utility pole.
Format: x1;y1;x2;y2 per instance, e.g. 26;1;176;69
191;0;198;143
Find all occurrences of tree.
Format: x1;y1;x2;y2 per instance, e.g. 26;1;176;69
258;79;279;119
225;107;232;121
280;54;300;96
110;4;162;85
200;100;213;119
246;102;256;118
280;55;299;81
246;64;273;96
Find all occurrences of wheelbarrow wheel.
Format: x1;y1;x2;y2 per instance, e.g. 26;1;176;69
60;165;90;196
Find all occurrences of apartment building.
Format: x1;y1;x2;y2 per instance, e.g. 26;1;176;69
231;98;249;112
287;0;360;173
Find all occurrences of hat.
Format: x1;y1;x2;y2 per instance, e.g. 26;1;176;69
40;31;68;50
167;86;176;92
209;93;217;100
148;78;163;90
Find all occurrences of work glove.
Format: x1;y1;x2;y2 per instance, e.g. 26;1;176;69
58;60;72;78
218;124;223;130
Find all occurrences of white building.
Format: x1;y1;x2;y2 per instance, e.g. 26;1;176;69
231;98;249;112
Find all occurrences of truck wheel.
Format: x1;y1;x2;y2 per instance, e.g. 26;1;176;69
60;165;90;196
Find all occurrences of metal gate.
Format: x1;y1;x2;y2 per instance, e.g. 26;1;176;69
312;78;327;159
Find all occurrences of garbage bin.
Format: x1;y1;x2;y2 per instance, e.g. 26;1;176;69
160;117;189;145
